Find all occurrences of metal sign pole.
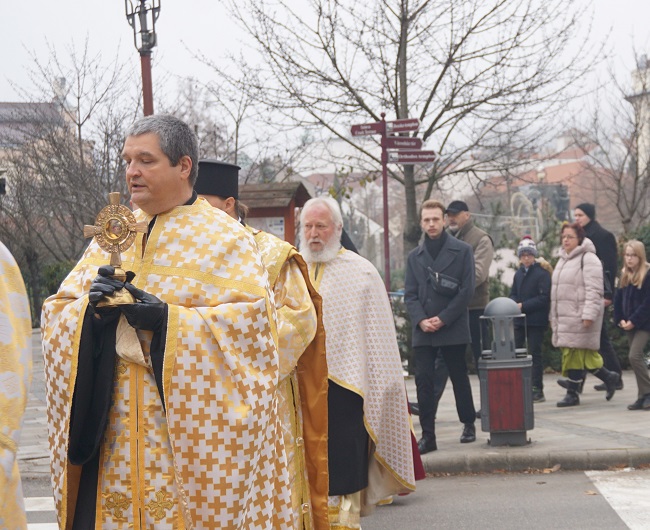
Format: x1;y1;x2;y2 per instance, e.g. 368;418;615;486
380;113;390;292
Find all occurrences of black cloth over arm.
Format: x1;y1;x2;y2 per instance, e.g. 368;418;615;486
150;310;168;411
68;306;120;465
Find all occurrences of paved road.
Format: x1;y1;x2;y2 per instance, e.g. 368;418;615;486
363;468;650;529
23;469;650;528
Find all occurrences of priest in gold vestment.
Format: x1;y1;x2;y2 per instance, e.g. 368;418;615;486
195;159;330;530
299;197;415;529
0;240;32;529
41;115;293;529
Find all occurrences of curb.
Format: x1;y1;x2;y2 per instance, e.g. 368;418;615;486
422;448;650;474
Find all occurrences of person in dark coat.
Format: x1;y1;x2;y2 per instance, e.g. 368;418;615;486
574;203;623;391
614;240;650;410
509;236;551;403
405;199;476;454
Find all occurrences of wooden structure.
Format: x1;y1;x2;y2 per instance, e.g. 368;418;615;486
239;182;312;244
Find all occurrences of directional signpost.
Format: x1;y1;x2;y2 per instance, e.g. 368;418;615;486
350;113;435;291
388;150;436;164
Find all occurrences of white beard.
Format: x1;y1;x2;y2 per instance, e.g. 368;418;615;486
300;235;342;264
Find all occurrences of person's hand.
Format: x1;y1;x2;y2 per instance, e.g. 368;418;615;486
430;316;445;331
603;299;612;307
119;283;167;331
419;319;434;332
88;265;125;306
517;303;523;310
582;319;593;328
620;320;635;331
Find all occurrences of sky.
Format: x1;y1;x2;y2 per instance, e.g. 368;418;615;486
0;1;648;106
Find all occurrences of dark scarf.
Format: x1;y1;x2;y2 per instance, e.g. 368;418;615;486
424;230;447;261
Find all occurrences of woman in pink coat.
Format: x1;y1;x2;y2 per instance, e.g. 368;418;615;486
550;222;620;407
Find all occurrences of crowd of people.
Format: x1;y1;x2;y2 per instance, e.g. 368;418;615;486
405;198;650;455
1;113;648;528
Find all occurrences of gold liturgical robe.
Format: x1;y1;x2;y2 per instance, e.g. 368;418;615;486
251;229;329;530
41;199;293;529
0;241;32;530
309;249;415;508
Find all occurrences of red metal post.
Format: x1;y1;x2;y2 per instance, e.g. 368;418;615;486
380;113;390;292
140;53;154;116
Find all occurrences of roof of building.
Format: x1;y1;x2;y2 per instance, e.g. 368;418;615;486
0;102;64;147
239;182;312;209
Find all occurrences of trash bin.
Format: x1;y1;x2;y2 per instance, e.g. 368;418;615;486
478;297;533;446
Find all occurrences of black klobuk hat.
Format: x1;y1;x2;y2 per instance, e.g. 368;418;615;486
195;159;241;199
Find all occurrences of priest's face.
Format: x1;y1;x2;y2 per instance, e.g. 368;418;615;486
302;203;338;252
122;133;192;216
300;203;342;262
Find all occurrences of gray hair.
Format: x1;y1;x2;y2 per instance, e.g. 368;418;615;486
300;196;344;228
126;114;199;185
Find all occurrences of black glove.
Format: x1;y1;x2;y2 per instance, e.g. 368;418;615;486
88;265;126;305
119;282;167;331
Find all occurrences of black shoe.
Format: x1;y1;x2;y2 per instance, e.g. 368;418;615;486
595;379;624;392
475;409;481;419
604;372;620;401
460;423;476;443
643;395;650;410
556;391;580;407
557;378;583;394
628;398;645;410
417;436;437;454
409;401;419;416
532;391;546;403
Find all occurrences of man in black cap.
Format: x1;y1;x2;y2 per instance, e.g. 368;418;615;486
570;203;623;391
446;200;494;368
195;160;330;530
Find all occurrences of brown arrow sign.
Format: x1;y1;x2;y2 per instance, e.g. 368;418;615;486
387;118;420;133
384;137;423;150
351;122;384;136
388;150;436;164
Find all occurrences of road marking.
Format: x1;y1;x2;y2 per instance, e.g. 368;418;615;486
587;469;650;529
25;496;55;511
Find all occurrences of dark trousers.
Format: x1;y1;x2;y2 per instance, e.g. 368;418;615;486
415;344;476;440
469;308;489;370
514;325;545;391
582;311;623;384
599;313;622;375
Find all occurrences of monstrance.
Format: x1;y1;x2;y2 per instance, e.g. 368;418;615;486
83;192;148;305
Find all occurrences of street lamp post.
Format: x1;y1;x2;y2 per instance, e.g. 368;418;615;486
125;0;161;116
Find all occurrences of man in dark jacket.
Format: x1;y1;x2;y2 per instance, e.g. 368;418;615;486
509;236;551;403
574;203;623;390
405;199;477;454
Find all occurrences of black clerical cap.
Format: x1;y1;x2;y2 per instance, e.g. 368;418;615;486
195;159;241;199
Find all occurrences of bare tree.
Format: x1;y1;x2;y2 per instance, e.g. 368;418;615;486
218;0;600;262
0;41;138;318
572;55;650;234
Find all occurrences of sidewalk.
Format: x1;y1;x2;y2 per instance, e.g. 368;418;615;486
18;329;650;478
408;371;650;474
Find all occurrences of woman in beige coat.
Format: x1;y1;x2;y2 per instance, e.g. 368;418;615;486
550;222;620;407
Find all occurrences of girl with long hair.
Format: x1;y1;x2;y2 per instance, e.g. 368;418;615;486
614;240;650;410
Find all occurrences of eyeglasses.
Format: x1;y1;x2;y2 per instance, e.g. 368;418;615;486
561;235;577;240
624;253;639;258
